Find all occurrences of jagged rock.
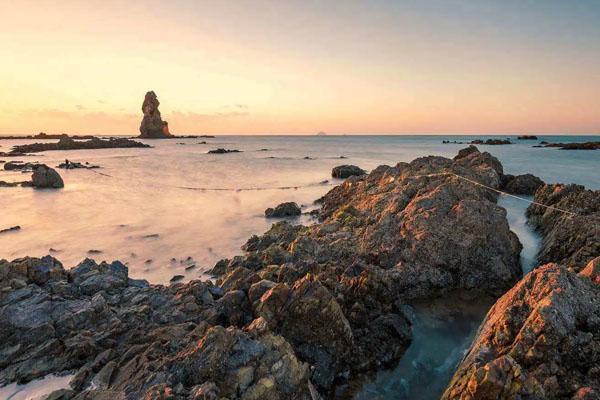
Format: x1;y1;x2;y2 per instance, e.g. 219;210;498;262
331;165;366;179
265;202;301;218
527;184;599;271
517;135;538;140
500;173;544;195
443;263;600;400
139;91;171;138
31;165;64;188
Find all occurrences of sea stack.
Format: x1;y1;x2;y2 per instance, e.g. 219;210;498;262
139;91;171;138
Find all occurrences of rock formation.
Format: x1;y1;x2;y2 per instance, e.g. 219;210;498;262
10;135;149;154
31;165;64;188
443;261;600;400
527;184;599;271
500;173;544;195
331;165;366;179
265;202;302;218
139;91;172;138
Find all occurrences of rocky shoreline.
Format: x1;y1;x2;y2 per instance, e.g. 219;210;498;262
0;146;598;399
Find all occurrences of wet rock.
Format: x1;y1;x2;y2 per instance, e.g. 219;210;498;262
139;91;171;138
3;161;41;171
443;264;600;400
331;165;366;179
31;165;64;188
500;173;544;195
527;184;599;271
265;202;301;218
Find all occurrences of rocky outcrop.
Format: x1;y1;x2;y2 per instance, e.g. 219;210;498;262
443;262;600;400
527;184;599;271
31;165;64;188
139;91;171;138
470;139;512;145
0;257;318;399
56;160;100;170
500;173;544;195
540;142;600;150
517;135;538;140
10;135;149;154
265;202;301;218
208;148;242;154
331;165;366;179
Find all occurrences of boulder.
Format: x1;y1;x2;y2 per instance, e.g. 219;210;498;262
500;173;544;195
31;165;64;188
331;165;366;179
265;202;301;218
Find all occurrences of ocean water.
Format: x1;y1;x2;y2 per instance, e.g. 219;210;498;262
0;134;598;399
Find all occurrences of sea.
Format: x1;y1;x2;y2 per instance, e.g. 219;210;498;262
0;134;598;399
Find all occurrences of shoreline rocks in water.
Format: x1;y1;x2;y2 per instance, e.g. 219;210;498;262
539;141;600;150
31;165;64;188
0;226;20;234
3;161;43;171
470;138;512;145
9;135;149;154
517;135;538;140
0;132;96;140
265;202;301;218
208;148;242;154
138;91;172;138
56;160;100;169
331;164;366;179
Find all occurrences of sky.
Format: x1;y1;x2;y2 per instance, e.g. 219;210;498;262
1;0;599;135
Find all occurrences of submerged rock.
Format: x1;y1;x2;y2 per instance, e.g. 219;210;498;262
331;165;366;179
139;91;172;138
265;202;301;218
31;165;64;188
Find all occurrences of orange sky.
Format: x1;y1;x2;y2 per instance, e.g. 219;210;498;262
1;0;599;135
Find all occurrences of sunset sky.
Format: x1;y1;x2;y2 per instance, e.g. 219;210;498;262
1;0;599;135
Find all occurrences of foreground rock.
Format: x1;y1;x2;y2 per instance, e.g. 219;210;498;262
500;173;544;195
31;165;64;188
443;262;600;400
0;257;318;399
527;184;599;271
331;165;366;179
10;135;149;154
265;202;301;218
